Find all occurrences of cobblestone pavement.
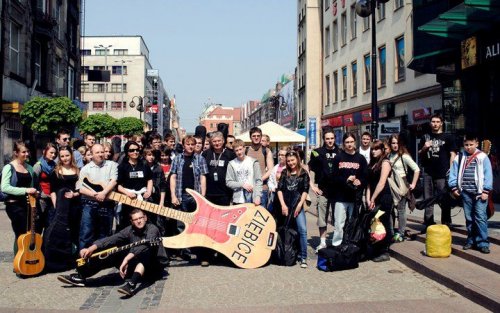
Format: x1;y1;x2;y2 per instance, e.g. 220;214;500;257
0;209;489;313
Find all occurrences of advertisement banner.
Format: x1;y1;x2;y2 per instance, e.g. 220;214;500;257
308;117;317;148
278;81;295;129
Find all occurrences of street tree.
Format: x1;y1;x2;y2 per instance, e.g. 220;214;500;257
79;113;117;138
20;97;82;134
116;117;144;136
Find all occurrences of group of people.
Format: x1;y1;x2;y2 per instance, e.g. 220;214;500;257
0;113;493;297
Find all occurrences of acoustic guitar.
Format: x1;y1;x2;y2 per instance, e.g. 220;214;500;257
481;139;495;219
82;178;277;269
76;237;162;278
13;194;45;276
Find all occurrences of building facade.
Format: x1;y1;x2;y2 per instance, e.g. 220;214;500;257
80;36;169;134
321;0;441;152
199;104;242;136
1;0;82;164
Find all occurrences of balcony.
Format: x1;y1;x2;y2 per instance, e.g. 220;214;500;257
34;9;57;39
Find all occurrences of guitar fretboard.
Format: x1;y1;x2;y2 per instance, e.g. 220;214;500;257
108;192;193;224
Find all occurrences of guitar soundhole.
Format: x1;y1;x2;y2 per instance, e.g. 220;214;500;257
29;244;36;251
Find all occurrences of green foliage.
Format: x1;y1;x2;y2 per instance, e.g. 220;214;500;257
116;117;144;136
20;97;82;134
79;114;118;138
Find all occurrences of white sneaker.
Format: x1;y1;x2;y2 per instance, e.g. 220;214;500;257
300;260;308;268
315;242;327;254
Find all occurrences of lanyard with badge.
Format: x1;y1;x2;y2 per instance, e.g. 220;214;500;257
211;149;225;181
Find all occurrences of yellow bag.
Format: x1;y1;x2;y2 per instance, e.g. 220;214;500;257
425;225;451;258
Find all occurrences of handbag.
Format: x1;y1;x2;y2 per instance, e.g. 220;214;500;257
401;157;423;199
369;210;386;242
317;244;360;272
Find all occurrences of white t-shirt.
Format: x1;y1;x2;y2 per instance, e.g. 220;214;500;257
229;157;255;203
359;147;371;164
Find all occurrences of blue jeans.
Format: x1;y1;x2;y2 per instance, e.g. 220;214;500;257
332;202;355;246
295;209;308;261
461;192;489;248
260;189;269;209
79;200;114;250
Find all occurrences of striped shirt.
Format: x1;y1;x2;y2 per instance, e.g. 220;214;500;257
462;156;478;194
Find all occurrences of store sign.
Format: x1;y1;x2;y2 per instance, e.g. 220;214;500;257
2;102;22;113
485;41;500;60
343;114;354;127
412;107;432;121
379;122;400;137
361;109;371;122
146;104;158;114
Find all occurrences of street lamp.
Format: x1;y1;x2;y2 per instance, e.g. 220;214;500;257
355;0;388;139
129;96;151;122
114;59;132;118
94;44;112;113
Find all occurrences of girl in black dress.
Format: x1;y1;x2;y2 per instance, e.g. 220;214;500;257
365;140;393;262
0;141;39;253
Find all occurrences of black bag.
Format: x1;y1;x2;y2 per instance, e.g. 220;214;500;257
317;244;360;272
272;216;298;266
402;159;423;198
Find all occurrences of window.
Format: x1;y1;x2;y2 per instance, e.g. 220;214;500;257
111;83;127;92
81;83;90;92
378;45;386;87
94;66;105;71
112;66;127;75
351;61;357;97
325;26;331;57
341;12;347;46
37;0;47;13
342;66;347;100
350;5;357;40
54;4;62;40
395;36;405;81
113;49;128;55
378;3;386;21
395;0;404;10
9;21;20;75
324;0;330;11
333;71;338;103
81;49;91;56
92;83;106;92
92;102;104;111
111;102;125;110
55;58;64;95
325;75;331;106
67;67;75;99
82;66;89;75
34;41;42;84
363;17;370;31
332;20;338;52
364;54;371;92
95;49;107;56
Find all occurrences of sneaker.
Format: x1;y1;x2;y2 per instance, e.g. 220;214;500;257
393;233;404;243
372;253;390;262
200;260;210;267
315;242;327;254
463;243;473;250
117;282;137;296
300;260;308;268
57;273;86;287
479;247;490;254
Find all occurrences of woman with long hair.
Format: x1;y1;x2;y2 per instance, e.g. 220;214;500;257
276;150;310;268
268;146;289;214
387;134;420;241
366;140;393;262
0;141;39;253
103;142;114;161
33;143;57;228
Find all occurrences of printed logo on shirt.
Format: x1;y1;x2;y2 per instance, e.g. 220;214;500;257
129;171;144;179
339;162;360;170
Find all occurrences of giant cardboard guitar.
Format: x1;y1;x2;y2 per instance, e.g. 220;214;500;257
83;178;277;269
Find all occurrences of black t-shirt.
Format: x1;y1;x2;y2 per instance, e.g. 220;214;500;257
419;132;457;178
118;160;153;191
307;145;340;195
182;155;195;192
202;149;236;197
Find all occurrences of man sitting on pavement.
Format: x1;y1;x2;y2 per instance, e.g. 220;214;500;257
57;209;168;297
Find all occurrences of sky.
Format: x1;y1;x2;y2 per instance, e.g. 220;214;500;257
85;0;297;132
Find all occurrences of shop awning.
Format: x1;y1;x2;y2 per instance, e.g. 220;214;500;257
418;0;500;40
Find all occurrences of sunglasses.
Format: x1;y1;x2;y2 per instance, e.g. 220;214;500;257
128;149;140;153
62;138;71;142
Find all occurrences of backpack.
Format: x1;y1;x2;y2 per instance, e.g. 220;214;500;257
272;215;298;266
245;146;268;169
0;164;17;202
317;244;360;272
